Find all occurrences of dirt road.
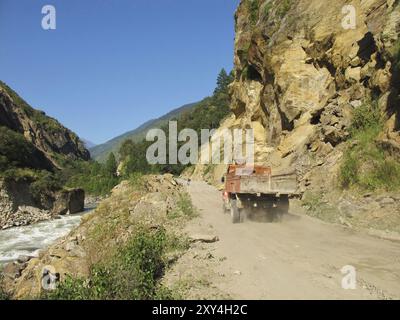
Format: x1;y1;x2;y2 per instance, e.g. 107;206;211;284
165;180;400;300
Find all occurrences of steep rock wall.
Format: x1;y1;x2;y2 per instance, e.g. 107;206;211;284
0;82;90;166
194;0;399;186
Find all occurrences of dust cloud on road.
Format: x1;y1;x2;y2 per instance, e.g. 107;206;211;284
170;180;400;300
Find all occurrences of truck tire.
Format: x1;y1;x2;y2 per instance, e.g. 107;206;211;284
279;195;289;214
263;200;274;222
230;199;241;224
274;195;289;221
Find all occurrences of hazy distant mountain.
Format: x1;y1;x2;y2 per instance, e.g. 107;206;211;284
81;138;97;149
89;102;198;162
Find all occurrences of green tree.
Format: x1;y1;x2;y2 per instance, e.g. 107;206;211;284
119;68;234;177
214;68;234;95
105;152;117;176
119;139;135;162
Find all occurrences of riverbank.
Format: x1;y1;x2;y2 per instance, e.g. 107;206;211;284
0;179;87;230
2;175;194;299
0;204;96;267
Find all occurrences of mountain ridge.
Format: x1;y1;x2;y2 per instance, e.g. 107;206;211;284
89;102;198;162
0;80;90;169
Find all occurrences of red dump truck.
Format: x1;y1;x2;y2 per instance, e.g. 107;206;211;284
222;164;297;223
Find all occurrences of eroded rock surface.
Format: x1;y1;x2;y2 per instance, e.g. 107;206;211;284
192;0;400;230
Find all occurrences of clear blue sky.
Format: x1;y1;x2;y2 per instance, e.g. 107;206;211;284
0;0;240;144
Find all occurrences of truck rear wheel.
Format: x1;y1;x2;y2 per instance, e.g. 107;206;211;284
263;200;275;222
274;195;289;221
230;199;241;224
279;195;289;213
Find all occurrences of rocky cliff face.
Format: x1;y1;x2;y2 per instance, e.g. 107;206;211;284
0;81;90;167
193;0;400;231
226;0;399;169
0;172;86;230
0;82;90;228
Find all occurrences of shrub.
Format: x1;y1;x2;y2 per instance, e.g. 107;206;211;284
340;152;359;188
1;167;37;183
0;126;50;171
349;100;382;135
128;172;144;190
1;167;62;205
263;2;273;18
277;0;292;18
302;191;323;212
30;171;62;201
63;160;120;196
177;193;196;217
44;226;174;300
340;100;400;191
247;0;259;26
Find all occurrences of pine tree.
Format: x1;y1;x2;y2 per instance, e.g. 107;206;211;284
214;68;233;95
105;152;117;176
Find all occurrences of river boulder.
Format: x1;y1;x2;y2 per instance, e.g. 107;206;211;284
52;189;85;215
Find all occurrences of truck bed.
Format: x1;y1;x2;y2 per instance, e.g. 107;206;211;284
225;168;297;195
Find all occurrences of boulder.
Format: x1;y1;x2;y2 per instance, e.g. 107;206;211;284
52;189;85;215
17;255;32;264
345;67;361;82
379;197;395;206
2;262;27;280
189;234;219;243
371;62;392;93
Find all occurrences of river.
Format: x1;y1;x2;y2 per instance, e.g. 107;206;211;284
0;206;95;266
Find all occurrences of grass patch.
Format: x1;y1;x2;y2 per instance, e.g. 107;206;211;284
128;172;145;190
340;100;400;191
263;1;273;18
349;100;383;135
168;193;197;220
302;191;323;212
177;193;196;217
247;0;259;26
302;191;340;223
277;0;292;18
